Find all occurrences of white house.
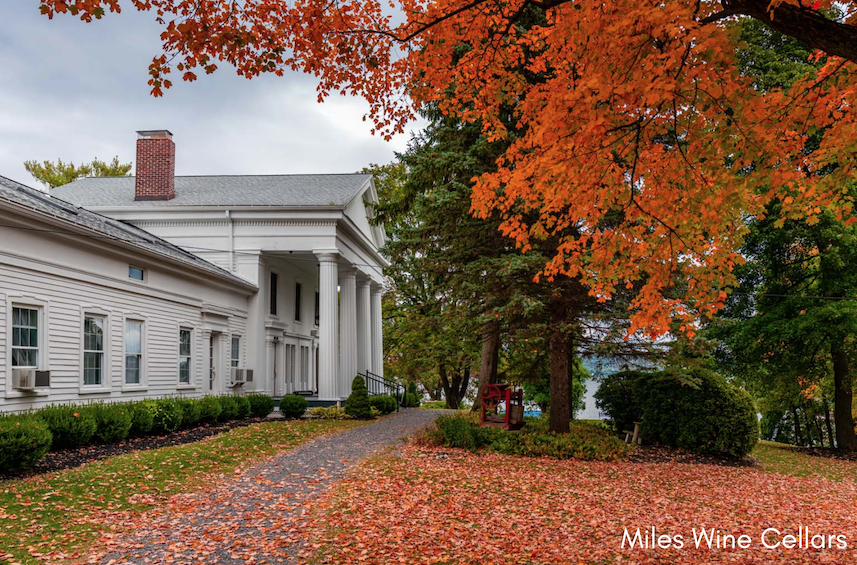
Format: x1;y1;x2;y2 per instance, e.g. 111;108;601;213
0;130;388;412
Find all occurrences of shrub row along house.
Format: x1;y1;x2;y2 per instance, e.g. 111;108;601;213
0;130;387;413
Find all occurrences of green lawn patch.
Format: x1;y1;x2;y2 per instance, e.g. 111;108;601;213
0;418;362;565
752;440;857;482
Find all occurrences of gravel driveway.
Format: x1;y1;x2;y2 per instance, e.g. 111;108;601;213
102;409;443;565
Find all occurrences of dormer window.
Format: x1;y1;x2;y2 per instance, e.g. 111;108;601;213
129;266;145;281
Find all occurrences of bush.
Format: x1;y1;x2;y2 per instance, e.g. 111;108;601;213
151;398;185;435
198;396;222;424
247;394;275;418
638;369;759;458
176;398;203;429
369;395;398;415
218;395;240;421
129;401;156;437
344;376;372;419
37;404;97;450
0;414;52;472
90;402;133;444
234;396;251;418
280;395;308;419
426;414;629;461
307;406;352;419
593;370;650;432
402;382;421;408
421;400;448;409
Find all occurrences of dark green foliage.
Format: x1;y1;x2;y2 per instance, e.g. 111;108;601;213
428;414;628;461
37;404;97;450
0;414;52;472
176;398;202;429
247;394;275;418
90;402;133;444
369;395;398;415
405;382;421;408
593;370;650;432
151;398;185;435
129;401;156;437
198;396;222;424
234;396;251;419
639;369;759;458
279;395;308;419
217;396;240;421
344;376;372;419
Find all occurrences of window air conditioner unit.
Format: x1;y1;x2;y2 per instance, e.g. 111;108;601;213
230;368;246;386
245;369;254;383
13;369;35;391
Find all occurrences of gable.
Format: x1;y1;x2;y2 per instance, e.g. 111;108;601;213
343;179;386;249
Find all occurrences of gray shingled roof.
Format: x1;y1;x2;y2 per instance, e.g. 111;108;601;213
52;174;372;207
0;175;256;289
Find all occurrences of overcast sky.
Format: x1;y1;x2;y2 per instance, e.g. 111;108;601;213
0;4;420;188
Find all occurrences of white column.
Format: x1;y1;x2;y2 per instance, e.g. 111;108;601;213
370;284;384;379
356;277;372;376
339;266;358;398
316;252;339;400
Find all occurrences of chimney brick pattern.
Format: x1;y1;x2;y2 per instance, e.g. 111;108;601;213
135;130;175;201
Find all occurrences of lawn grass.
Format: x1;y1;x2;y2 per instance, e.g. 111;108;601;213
0;418;363;565
752;440;857;481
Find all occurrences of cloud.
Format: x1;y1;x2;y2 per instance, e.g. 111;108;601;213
0;4;422;186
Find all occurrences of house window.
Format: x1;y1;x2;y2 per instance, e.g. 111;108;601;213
179;328;192;384
129;266;145;281
270;272;278;315
231;336;241;368
11;306;39;368
125;320;144;384
314;291;320;326
294;282;302;322
83;315;105;385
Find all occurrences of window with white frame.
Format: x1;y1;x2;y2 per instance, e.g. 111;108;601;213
231;336;241;368
125;320;144;384
11;306;39;368
83;315;105;385
179;328;192;384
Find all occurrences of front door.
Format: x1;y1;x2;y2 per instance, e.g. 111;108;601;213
209;332;222;392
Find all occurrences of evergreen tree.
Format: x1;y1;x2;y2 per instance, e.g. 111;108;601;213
24;156;131;189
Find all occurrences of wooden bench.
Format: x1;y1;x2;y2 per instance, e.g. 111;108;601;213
623;422;642;445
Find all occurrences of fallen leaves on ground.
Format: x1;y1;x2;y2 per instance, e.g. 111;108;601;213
301;444;857;564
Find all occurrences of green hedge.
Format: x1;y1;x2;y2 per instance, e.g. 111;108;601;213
0;414;53;473
344;376;372;419
234;396;251;419
280;395;308;419
369;395;397;415
38;404;97;450
198;396;223;423
151;398;185;435
247;394;275;418
426;414;629;461
129;401;156;437
218;396;240;421
90;402;133;444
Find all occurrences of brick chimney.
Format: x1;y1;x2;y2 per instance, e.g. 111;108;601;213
135;130;175;201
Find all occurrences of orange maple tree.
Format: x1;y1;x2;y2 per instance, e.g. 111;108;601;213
38;0;857;336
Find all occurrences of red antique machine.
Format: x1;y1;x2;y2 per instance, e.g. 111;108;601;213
480;384;525;430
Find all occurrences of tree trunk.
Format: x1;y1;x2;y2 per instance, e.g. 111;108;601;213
549;299;570;433
802;403;815;447
824;398;835;449
814;412;825;448
831;344;857;451
440;365;471;409
471;318;501;412
792;405;803;447
567;333;576;421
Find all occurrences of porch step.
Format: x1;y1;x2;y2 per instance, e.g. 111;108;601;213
273;396;339;409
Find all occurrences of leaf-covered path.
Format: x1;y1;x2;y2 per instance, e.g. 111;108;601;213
99;409;442;565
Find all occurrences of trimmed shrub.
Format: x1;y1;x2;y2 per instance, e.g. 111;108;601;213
426;414;629;461
280;395;308;419
638;369;759;458
369;395;397;415
247;394;275;418
307;406;352;419
0;414;53;472
593;370;649;433
90;402;133;444
129;401;156;437
218;395;240;421
198;396;222;424
234;396;251;418
151;398;185;435
344;376;372;419
37;404;97;450
402;382;421;408
176;398;203;429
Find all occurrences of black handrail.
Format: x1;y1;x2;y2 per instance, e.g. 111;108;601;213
358;370;405;411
